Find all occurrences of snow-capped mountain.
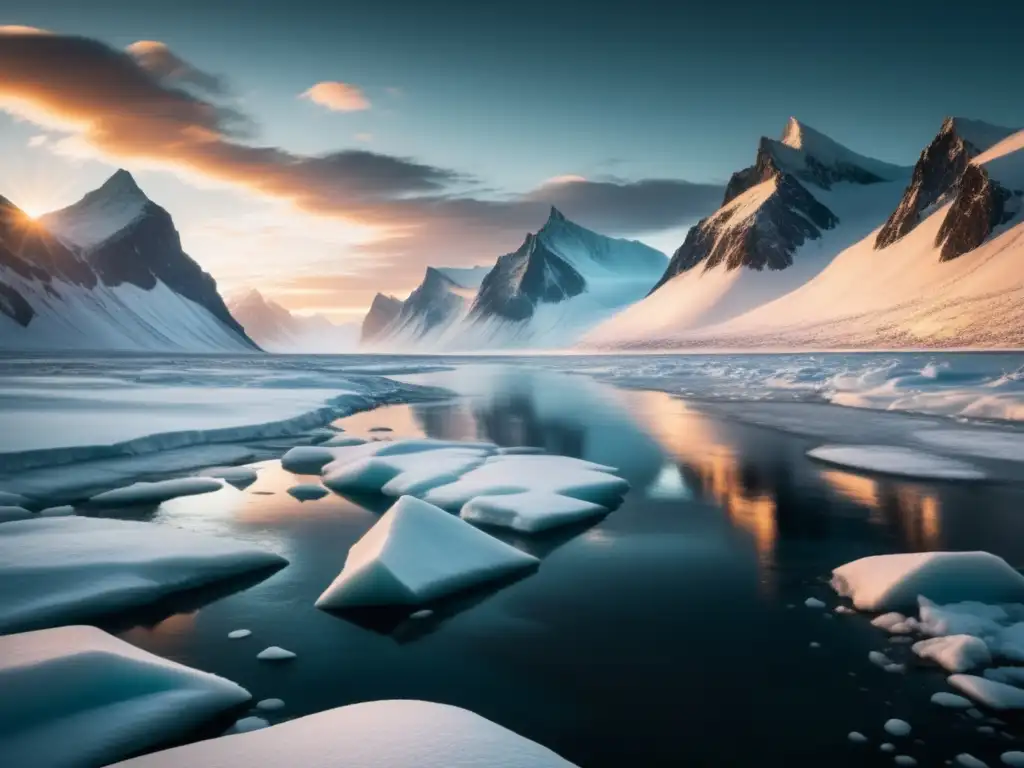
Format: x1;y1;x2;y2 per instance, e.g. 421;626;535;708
596;120;1024;349
588;118;910;345
228;289;357;353
0;170;256;352
361;208;667;350
361;293;405;343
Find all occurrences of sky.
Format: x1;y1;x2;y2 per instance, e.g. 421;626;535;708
2;0;1023;322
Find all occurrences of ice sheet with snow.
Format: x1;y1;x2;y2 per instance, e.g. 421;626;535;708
0;516;285;632
0;625;250;768
89;477;224;506
460;491;609;533
807;445;984;480
316;496;538;609
108;699;579;767
912;635;991;672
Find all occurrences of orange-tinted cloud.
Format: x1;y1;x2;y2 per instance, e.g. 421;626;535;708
301;82;370;112
126;40;227;95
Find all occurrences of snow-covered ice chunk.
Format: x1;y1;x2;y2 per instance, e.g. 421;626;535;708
873;613;910;631
90;477;223;506
0;516;285;633
316;496;538;609
885;719;911;737
807;445;985;480
933;692;974;708
918;597;1008;638
0;490;29;506
108;699;579;767
324;448;489;496
1001;752;1024;767
410;609;433;619
948;675;1024;710
460;491;608;533
913;636;992;672
957;755;989;768
832;552;1024;611
805;597;826;609
984;668;1024;686
849;731;868;743
257;647;296;662
0;505;33;523
422;455;629;509
0;625;250;768
835;605;856;615
228;629;251;639
226;716;269;734
281;446;339;474
287;483;329;501
38;505;75;517
196;465;258;488
994;622;1024;662
256;699;285;711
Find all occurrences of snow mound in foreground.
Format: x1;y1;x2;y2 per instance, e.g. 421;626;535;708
807;445;985;480
90;477;224;506
109;699;578;767
831;552;1024;611
460;491;608;533
0;516;285;633
315;496;538;609
0;625;250;768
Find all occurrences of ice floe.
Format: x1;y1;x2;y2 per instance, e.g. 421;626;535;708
281;446;340;474
895;757;917;766
807;445;985;480
228;629;252;639
1002;752;1024;767
108;699;579;767
256;698;285;711
226;716;270;734
0;516;285;633
881;743;895;752
956;754;989;767
316;496;538;609
913;636;992;672
849;732;868;743
325;447;489;496
884;719;911;737
931;692;974;709
805;597;826;609
196;465;259;488
257;647;296;662
460;491;608;533
0;505;33;522
90;477;223;506
948;675;1024;710
0;625;250;768
870;650;894;668
831;552;1024;611
287;483;329;501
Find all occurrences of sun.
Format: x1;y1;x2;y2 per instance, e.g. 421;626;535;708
19;204;44;220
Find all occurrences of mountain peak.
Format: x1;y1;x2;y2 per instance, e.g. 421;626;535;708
945;117;1019;154
547;206;566;223
41;169;152;249
99;169;144;197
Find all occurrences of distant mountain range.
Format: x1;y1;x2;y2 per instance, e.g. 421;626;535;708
1;170;256;352
588;116;1024;349
228;289;358;353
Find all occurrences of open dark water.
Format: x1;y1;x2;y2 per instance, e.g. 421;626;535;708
93;365;1024;767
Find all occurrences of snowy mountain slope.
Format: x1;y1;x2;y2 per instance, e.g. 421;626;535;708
360;293;404;343
588;119;910;345
0;171;257;352
636;127;1024;349
228;289;357;353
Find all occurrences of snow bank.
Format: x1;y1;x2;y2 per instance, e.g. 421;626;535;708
913;636;991;672
108;699;579;767
316;496;538;609
460;491;608;533
0;516;285;633
287;483;329;501
948;675;1024;709
831;552;1024;611
807;445;984;480
0;625;250;768
90;477;224;506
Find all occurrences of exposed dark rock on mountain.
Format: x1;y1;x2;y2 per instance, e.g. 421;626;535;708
361;293;404;342
936;164;1018;262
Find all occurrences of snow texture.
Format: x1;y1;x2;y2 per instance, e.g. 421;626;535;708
807;445;984;480
831;552;1024;611
89;477;224;506
0;516;285;633
0;625;250;768
108;699;579;767
460;491;609;533
315;496;538;609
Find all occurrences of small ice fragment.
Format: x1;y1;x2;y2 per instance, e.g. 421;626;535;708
228;629;251;639
410;609;433;620
1001;752;1024;767
873;613;908;632
979;726;996;735
805;597;826;609
809;641;821;648
881;743;895;752
931;692;974;709
287;483;329;501
226;716;269;734
895;757;918;766
835;605;855;615
885;719;912;737
849;732;868;743
870;651;893;667
884;664;907;674
256;698;285;711
968;708;985;720
257;646;296;661
956;755;988;768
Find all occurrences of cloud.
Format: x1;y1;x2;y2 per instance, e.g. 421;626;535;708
301;81;370;112
354;132;373;143
126;40;226;95
27;134;47;147
0;29;723;310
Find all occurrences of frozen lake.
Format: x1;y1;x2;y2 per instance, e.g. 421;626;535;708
3;353;1024;766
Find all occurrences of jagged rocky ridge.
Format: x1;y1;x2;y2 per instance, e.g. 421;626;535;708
876;117;1018;250
652;118;902;292
361;293;404;343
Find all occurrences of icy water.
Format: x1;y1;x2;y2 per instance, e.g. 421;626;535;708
77;362;1024;767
